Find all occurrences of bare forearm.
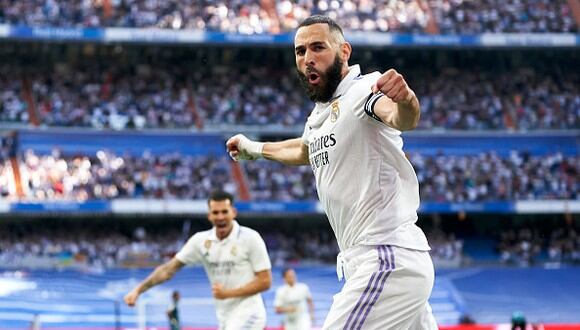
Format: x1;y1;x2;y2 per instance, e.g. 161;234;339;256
262;138;309;166
276;306;295;314
227;277;271;298
393;93;420;131
137;264;177;294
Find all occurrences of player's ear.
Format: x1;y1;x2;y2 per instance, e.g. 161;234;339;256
231;207;238;218
340;42;352;63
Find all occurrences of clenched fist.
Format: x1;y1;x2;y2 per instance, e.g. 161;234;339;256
212;283;231;300
372;69;415;104
226;134;264;161
124;289;140;307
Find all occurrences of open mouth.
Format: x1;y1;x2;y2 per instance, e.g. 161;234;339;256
308;72;321;85
215;221;228;229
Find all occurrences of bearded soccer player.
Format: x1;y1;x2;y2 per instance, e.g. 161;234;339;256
124;191;272;330
226;15;437;330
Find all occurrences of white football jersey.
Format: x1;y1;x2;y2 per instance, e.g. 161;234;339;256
175;221;271;326
274;282;312;330
302;65;430;252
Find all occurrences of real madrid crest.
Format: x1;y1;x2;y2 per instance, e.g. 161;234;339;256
331;100;340;122
230;245;237;256
204;240;212;250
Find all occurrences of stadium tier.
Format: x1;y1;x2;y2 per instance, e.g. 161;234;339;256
0;130;577;214
1;55;579;130
0;0;577;33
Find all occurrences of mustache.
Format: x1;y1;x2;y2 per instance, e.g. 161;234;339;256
296;55;343;103
303;66;319;77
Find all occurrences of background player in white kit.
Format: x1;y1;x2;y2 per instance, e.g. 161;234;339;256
124;191;272;330
226;15;438;330
274;268;315;330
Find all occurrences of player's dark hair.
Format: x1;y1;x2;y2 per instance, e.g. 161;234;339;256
298;15;344;37
208;190;234;205
282;267;293;278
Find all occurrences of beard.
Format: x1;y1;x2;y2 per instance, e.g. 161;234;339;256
297;55;343;103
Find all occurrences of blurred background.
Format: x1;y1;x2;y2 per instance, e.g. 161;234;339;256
0;1;578;329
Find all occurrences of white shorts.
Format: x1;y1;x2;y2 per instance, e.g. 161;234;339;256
284;315;312;330
220;303;266;330
323;245;438;330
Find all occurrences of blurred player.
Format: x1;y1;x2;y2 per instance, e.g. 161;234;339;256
29;314;41;330
167;290;180;330
226;15;437;329
274;268;314;330
124;191;272;330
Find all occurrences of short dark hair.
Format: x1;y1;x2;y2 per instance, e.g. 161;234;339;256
282;267;293;278
298;15;344;37
208;190;234;205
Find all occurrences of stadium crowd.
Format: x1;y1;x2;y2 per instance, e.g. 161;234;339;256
433;0;577;34
411;67;579;130
410;151;578;201
6;216;580;270
11;148;577;202
244;151;578;202
0;135;14;198
426;227;464;266
28;66;309;129
0;220;466;269
0;65;28;124
0;221;341;269
0;222;185;270
497;222;580;266
0;0;576;33
20;149;235;200
244;160;317;201
2;64;578;130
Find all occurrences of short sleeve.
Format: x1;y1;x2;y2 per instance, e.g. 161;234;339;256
301;123;310;145
352;72;404;135
247;231;272;272
175;233;203;265
303;283;312;299
351;71;383;119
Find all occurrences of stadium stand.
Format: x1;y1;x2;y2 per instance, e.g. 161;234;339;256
432;0;578;34
0;57;576;130
0;0;576;33
19;149;235;200
0;130;576;202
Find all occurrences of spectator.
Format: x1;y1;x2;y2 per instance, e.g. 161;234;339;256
20;149;235;200
433;0;577;34
1;0;575;33
244;151;578;202
20;64;580;130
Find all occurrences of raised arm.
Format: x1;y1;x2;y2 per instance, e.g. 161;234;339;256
124;258;185;307
263;138;310;165
369;69;420;131
226;134;309;166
